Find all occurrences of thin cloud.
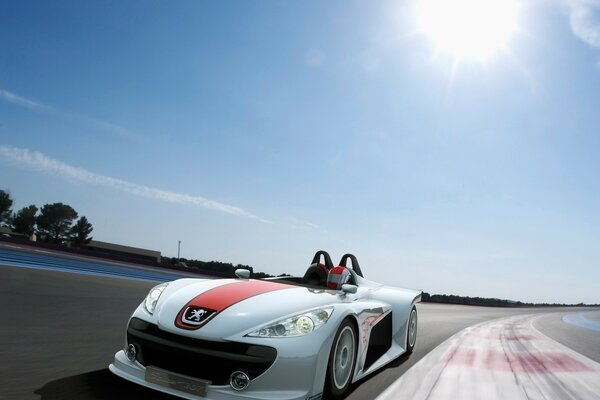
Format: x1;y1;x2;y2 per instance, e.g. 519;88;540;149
566;0;600;49
0;87;137;139
0;88;54;112
0;145;271;224
288;217;320;230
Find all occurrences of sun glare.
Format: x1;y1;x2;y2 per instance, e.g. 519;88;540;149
416;0;519;60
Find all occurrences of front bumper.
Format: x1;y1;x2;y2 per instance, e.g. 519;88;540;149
109;323;332;400
126;317;277;385
110;350;316;400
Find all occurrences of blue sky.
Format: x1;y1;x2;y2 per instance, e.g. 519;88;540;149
1;1;599;303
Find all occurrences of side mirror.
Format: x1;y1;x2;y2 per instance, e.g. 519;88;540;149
341;284;357;294
235;269;251;279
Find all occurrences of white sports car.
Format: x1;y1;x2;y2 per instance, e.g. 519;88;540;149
109;251;421;400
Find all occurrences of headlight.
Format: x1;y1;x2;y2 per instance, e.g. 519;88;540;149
246;307;333;337
143;283;168;315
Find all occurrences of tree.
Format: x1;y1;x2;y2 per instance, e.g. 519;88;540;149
11;205;38;236
70;216;93;245
36;203;78;244
0;189;13;226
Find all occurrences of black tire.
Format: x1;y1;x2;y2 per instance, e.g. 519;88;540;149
406;306;418;354
325;319;357;399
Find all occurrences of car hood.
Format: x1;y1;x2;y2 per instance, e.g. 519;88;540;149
155;279;341;340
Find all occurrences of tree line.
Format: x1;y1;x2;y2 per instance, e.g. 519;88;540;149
0;189;93;245
421;292;599;307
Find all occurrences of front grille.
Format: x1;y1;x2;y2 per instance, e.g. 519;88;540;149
127;317;277;385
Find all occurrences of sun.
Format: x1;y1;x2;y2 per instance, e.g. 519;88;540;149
416;0;519;60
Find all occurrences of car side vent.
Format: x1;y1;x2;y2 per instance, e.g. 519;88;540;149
364;312;392;371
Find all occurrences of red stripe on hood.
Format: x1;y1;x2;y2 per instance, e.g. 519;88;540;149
175;280;293;329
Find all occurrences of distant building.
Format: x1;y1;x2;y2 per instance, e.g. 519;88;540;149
86;240;161;263
0;226;33;240
0;226;162;263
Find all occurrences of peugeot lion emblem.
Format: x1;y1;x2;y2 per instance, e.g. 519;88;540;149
181;306;215;326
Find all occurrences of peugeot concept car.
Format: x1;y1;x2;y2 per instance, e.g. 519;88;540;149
109;251;421;400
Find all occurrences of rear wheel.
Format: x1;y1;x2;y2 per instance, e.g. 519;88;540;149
326;319;357;399
406;306;417;354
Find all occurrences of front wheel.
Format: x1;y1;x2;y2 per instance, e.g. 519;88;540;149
406;306;417;354
326;319;357;399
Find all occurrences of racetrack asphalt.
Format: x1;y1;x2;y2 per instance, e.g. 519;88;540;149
1;263;599;400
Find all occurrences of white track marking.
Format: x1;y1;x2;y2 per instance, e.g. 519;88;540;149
377;314;600;400
33;249;57;254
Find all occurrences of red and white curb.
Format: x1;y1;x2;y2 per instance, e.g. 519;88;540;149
377;314;600;400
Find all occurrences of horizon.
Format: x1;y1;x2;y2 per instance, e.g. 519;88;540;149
2;1;600;304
